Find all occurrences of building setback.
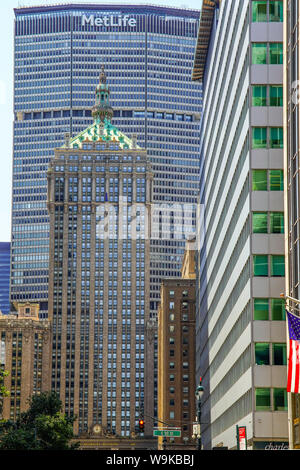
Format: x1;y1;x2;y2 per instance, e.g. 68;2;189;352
0;302;51;420
47;69;153;437
193;0;288;450
283;0;300;450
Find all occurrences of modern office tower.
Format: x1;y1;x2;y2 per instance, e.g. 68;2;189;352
193;0;288;450
284;0;300;450
47;69;153;438
157;239;196;450
0;302;51;420
11;3;202;317
0;243;10;314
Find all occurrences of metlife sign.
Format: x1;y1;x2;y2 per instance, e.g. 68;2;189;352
81;14;137;28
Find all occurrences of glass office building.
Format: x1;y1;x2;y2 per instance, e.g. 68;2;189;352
11;5;202;322
0;243;10;314
193;0;287;450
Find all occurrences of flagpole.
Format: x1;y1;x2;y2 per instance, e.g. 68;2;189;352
280;293;300;305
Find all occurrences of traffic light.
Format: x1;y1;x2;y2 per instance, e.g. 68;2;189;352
139;419;145;433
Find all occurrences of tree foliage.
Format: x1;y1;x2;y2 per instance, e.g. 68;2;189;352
0;391;79;450
0;369;10;415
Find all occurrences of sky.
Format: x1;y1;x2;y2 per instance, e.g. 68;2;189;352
0;0;202;242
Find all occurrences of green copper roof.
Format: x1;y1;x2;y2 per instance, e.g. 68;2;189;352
62;118;140;150
61;67;140;151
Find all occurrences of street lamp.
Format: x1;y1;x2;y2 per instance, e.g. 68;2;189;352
195;378;204;451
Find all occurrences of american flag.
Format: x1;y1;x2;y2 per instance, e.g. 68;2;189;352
287;310;300;393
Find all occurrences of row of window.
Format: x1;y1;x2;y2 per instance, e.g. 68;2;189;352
252;212;284;234
252;85;283;107
254;298;285;321
253;255;285;277
252;169;283;191
256;387;287;411
255;342;286;365
252;1;283;23
252;42;283;65
252;128;283;149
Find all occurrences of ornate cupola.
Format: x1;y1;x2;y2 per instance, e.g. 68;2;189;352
91;65;114;124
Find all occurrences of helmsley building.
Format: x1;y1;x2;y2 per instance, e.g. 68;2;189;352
47;67;154;441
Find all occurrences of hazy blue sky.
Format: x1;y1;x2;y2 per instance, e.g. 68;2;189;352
0;0;202;242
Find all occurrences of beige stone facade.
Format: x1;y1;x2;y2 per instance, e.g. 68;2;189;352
47;71;153;438
0;302;51;420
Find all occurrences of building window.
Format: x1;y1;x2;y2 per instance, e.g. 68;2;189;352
269;170;284;190
255;388;271;411
255;343;270;365
270;255;285;277
252;128;267;148
253;255;268;277
270;127;283;148
273;388;288;411
253;255;285;277
252;2;267;22
270;212;284;233
252;212;284;233
270;85;283;106
252;43;267;64
252;128;283;149
252;170;267;190
271;298;286;320
269;43;283;64
269;1;283;22
252;170;283;191
252;85;267;106
252;85;283;106
253;212;268;233
254;298;269;320
273;343;287;365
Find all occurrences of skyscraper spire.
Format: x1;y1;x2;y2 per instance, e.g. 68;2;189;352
91;65;114;124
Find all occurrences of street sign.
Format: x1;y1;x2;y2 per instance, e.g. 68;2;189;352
153;428;181;437
236;425;247;450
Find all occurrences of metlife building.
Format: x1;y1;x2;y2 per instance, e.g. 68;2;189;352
12;5;202;322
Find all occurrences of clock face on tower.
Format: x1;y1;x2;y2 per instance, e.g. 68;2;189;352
93;424;102;434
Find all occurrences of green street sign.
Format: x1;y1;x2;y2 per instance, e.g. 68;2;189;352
153;429;181;437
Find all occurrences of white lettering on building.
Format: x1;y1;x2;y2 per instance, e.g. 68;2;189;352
81;14;137;28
